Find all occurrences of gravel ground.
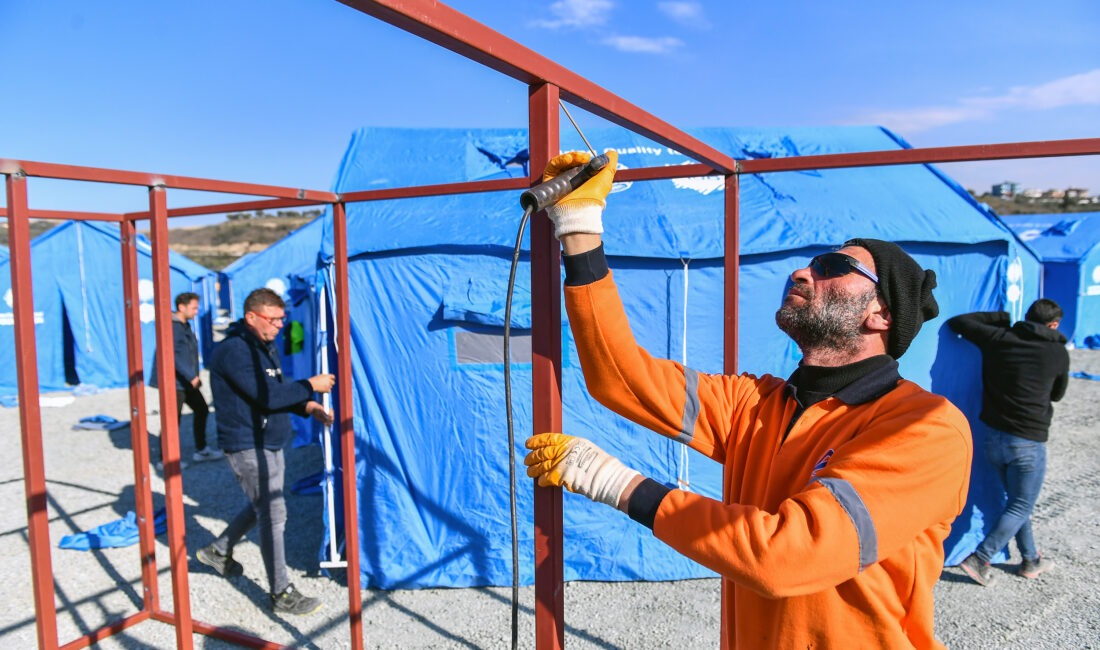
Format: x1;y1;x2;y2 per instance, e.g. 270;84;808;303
2;351;1098;649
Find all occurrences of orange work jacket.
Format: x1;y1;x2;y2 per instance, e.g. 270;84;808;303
565;273;972;649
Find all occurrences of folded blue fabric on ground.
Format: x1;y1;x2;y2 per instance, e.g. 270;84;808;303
58;508;167;551
1071;371;1100;381
72;414;131;431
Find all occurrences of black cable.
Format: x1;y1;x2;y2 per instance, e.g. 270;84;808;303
504;204;534;650
505;154;606;648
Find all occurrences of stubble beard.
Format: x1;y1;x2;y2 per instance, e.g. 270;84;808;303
775;284;878;356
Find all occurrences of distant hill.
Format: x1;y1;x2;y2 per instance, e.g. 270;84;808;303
0;219;57;246
971;194;1100;216
164;215;317;270
0;214;317;271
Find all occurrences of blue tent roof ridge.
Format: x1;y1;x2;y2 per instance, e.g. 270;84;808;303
323;126;1020;262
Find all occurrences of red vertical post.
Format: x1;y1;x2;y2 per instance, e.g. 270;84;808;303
147;186;194;648
720;171;740;650
528;83;565;650
6;171;60;650
331;201;364;650
723;173;740;375
119;218;160;611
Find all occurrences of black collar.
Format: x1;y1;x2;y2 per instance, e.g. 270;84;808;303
784;355;900;409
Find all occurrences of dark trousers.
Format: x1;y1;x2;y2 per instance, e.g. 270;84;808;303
214;448;289;595
177;384;210;451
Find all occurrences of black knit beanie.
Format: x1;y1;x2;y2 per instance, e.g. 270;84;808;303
844;238;939;359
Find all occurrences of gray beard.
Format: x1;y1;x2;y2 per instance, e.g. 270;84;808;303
775;284;878;355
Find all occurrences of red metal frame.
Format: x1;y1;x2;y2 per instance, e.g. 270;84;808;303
529;83;566;648
3;2;1099;649
119;218;160;613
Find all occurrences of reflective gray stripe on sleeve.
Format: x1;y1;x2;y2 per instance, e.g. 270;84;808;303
675;367;700;444
814;476;878;571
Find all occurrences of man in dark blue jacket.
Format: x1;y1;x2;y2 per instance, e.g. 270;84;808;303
948;298;1070;586
151;292;217;468
196;287;334;616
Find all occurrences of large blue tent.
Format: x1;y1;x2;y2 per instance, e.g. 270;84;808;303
1000;212;1100;346
0;221;216;396
314;126;1041;589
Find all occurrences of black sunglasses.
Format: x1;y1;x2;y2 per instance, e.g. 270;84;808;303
810;252;879;284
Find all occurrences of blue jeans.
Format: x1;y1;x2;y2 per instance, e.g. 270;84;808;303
975;428;1047;563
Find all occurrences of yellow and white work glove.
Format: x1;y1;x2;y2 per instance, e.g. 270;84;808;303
540;150;618;240
524;433;639;508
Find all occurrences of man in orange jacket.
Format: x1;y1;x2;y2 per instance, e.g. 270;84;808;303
524;151;972;649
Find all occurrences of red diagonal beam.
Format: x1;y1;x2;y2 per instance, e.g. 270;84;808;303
336;0;737;174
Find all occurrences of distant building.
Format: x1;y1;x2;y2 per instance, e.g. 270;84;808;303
991;181;1020;198
1065;188;1090;205
1016;188;1043;203
1041;189;1065;204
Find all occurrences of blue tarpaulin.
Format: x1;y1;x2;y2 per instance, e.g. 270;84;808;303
58;508;167;551
310;126;1041;588
1001;212;1100;346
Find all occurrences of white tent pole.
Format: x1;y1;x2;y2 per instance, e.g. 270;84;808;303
77;223;92;353
318;276;346;568
678;258;691;492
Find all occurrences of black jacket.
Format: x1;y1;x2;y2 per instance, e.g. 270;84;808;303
150;318;201;391
208;320;314;452
947;311;1070;441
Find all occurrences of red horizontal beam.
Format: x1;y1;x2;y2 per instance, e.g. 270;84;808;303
740;137;1100;174
336;0;737;174
1;158;339;202
617;163;718;182
58;610;152;650
124;197;329;221
338;164;724;205
151;610;286;649
0;207;123;221
340;176;528;203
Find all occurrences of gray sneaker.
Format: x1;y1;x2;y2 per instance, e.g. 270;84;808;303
1019;555;1053;579
958;553;994;586
195;544;243;577
192;448;224;462
272;583;323;616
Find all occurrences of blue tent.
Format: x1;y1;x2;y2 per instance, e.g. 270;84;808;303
1000;212;1100;346
315;126;1041;589
217;217;325;321
217;218;328;442
0;221;216;396
216;251;257;313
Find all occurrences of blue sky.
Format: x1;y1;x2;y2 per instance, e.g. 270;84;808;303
1;0;1097;226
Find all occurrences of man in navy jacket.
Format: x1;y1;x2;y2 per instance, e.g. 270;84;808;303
948;298;1070;586
196;287;334;616
150;292;217;467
